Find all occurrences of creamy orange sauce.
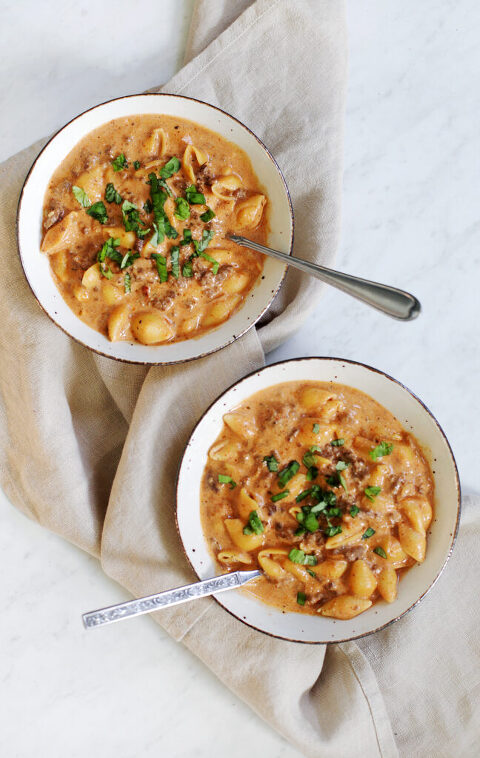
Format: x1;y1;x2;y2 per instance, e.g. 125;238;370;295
200;381;434;619
41;114;268;344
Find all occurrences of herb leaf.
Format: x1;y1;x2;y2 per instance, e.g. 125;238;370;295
97;237;120;263
296;591;306;606
174;197;190;221
133;160;141;170
288;548;317;566
271;490;290;502
170;246;180;279
182;258;194;277
369;441;394;461
373;546;387;559
185;184;206;205
312;423;320;434
180;229;192;246
193;229;215;254
336;460;348;471
200;207;215;223
263;455;279;472
151;253;168;283
159;156;181;179
362;527;376;540
105;183;122;204
112;153;128;172
243;510;264;535
86;201;108;224
124;272;131;293
99;262;113;279
364;486;382;502
218;473;236;489
278;460;300;488
147;173;178;242
349;505;360;517
72;185;91;208
331;438;345;447
122;200;150;238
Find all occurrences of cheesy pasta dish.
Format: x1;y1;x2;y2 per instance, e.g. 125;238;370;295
41;115;267;344
200;381;434;619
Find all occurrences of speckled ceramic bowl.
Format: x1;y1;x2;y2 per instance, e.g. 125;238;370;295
176;357;461;643
17;94;293;364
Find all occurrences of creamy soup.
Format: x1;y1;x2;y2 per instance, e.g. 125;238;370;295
41;115;268;344
200;381;434;619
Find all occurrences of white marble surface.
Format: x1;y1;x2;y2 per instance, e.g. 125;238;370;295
1;1;478;757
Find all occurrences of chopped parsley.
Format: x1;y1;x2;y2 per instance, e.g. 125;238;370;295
312;423;320;434
296;591;306;606
174;197;190;221
105;183;122;204
288;548;317;566
86;201;108;224
72;185;90;208
151;253;168;283
331;438;345;447
349;505;360;517
159;156;181;179
362;527;376;540
124;272;131;293
364;486;382;502
112;153;128;172
218;473;236;489
200;207;215;223
170;246;180;279
243;510;264;535
263;455;279;472
271;490;290;502
369;441;394;461
133;160;141;170
278;460;300;488
185;184;206;205
373;546;387;559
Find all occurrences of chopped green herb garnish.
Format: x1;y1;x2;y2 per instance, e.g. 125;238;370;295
278;460;300;488
263;455;279;472
288;548;318;566
243;510;264;535
105;183;122;204
303;448;319;469
180;229;193;246
159;156;181;179
151;253;168;283
306;465;319;481
364;486;382;502
122;200;150;238
147;173;178;242
198;250;219;275
143;199;153;214
312;423;320;434
296;486;318;503
304;512;319;533
99;262;113;280
97;237;120;263
339;473;348;493
200;207;215;223
362;527;376;540
218;473;236;489
331;438;345;447
174;197;190;221
133;160;141;170
124;272;131;293
336;460;348;471
271;490;290;502
182;258;194;277
170;246;180;279
72;185;90;208
294;526;306;536
349;505;360;517
296;591;306;606
307;568;316;578
193;229;215;254
369;441;394;461
86;201;108;224
185;184;206;205
325;525;342;538
112;153;128;172
373;546;387;559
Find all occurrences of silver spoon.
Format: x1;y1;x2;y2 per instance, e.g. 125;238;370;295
228;234;421;321
82;569;260;629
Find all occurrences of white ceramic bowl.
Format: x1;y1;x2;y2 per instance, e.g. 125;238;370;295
17;94;293;364
176;357;460;643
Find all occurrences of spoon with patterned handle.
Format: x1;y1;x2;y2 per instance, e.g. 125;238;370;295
82;569;261;629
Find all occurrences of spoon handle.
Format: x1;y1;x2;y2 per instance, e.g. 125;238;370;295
82;569;261;629
229;234;421;321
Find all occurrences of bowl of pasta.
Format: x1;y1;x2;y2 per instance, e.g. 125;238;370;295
17;94;293;364
176;357;460;643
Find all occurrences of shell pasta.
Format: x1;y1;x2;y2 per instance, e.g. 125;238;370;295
41;114;268;345
200;381;435;619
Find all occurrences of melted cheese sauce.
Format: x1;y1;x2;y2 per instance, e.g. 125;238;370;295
200;381;435;619
41;114;268;344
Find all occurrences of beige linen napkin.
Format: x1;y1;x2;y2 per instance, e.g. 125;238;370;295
1;2;478;756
